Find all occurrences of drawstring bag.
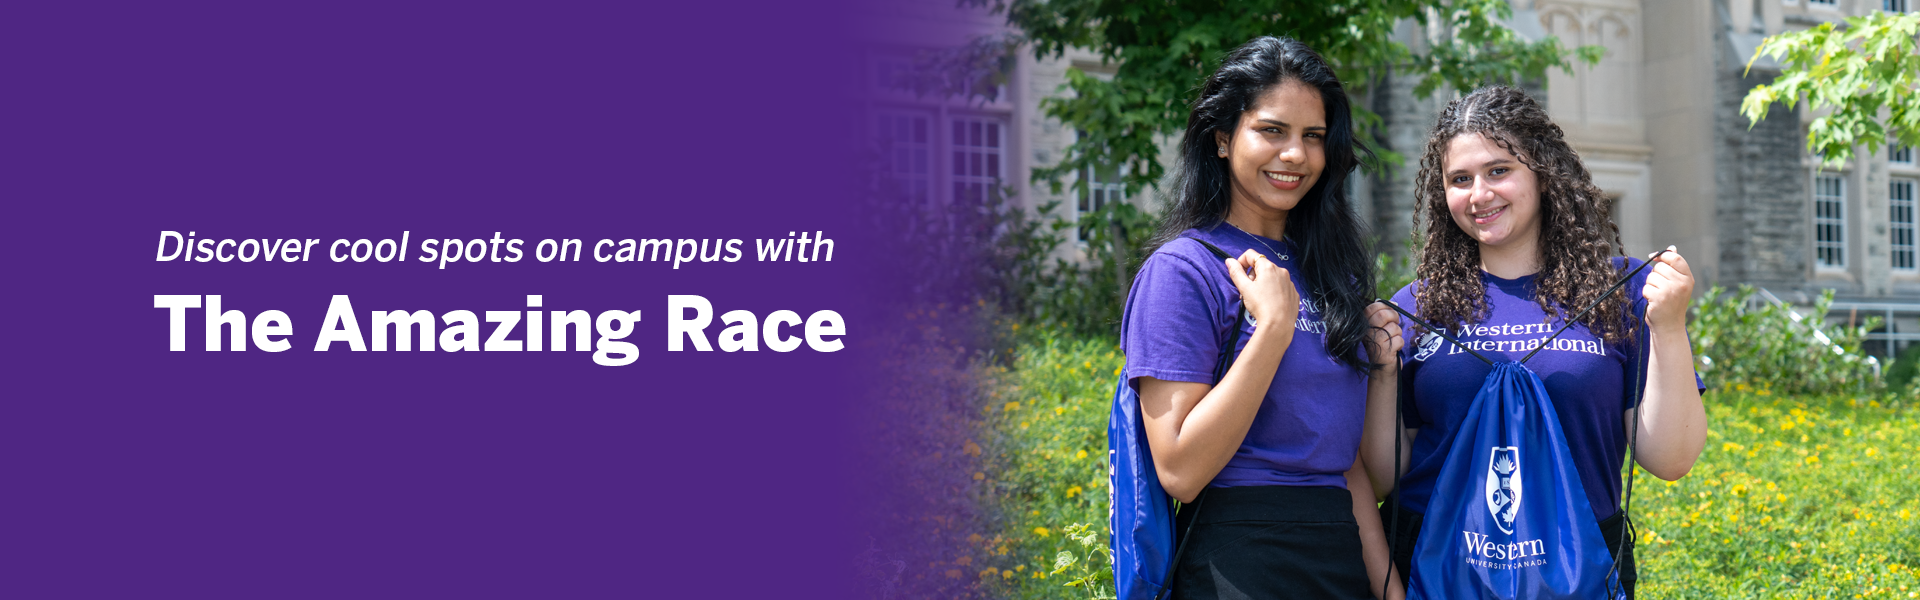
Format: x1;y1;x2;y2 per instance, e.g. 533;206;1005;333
1383;252;1662;600
1109;238;1241;600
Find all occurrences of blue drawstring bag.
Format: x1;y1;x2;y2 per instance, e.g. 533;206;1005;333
1110;238;1240;600
1384;252;1664;600
1405;361;1624;600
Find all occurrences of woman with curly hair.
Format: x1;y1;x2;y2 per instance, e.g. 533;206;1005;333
1122;36;1403;599
1358;86;1707;598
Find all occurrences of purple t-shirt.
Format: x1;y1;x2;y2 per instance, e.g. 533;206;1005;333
1120;225;1369;490
1391;258;1702;520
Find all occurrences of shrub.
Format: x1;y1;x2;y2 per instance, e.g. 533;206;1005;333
987;200;1156;341
1690;286;1883;396
1885;343;1920;393
1375;244;1418;301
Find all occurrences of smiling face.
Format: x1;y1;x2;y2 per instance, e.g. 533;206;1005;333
1214;81;1326;228
1443;133;1542;253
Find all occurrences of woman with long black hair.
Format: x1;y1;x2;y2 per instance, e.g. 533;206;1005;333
1360;86;1707;599
1121;36;1403;599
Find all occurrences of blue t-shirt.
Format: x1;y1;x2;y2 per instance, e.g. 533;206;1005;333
1391;257;1702;520
1120;225;1369;490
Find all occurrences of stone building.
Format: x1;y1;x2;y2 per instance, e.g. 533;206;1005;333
856;0;1920;357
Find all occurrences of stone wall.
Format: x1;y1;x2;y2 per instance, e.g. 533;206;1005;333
1364;68;1446;257
1710;13;1811;293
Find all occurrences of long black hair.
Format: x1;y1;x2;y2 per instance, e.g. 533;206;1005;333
1149;35;1377;371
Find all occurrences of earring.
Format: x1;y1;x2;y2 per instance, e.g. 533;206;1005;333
1218;147;1228;157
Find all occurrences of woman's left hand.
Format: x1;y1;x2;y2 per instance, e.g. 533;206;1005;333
1362;301;1403;369
1642;246;1694;334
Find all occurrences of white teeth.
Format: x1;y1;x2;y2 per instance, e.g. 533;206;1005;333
1264;172;1302;182
1473;207;1501;219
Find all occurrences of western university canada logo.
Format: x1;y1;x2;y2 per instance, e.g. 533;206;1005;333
1486;447;1523;534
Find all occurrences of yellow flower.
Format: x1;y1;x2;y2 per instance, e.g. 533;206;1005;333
968;533;984;544
956;556;972;566
1034;527;1050;537
979;567;998;578
1114;366;1122;376
1085;360;1093;369
1011;323;1020;331
946;569;962;579
965;441;983;457
974;472;985;480
1067;485;1083;497
1723;442;1745;453
1076;449;1089;459
1020;421;1029;429
1055;407;1066;415
1002;569;1015;579
1004;401;1020;412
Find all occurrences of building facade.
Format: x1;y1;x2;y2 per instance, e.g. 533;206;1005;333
857;0;1920;357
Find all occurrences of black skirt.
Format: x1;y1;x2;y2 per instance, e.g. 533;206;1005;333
1169;485;1373;600
1379;496;1637;599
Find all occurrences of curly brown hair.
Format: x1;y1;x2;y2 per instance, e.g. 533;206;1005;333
1412;86;1632;344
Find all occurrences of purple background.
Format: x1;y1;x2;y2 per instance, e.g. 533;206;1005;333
6;2;866;597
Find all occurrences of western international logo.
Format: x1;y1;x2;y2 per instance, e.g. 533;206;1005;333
1412;331;1443;362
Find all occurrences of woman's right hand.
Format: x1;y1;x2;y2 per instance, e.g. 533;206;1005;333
1225;249;1299;336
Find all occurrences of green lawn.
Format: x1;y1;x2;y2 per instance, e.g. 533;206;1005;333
1634;387;1920;599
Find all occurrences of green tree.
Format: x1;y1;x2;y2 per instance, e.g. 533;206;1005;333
967;0;1604;195
1741;10;1920;165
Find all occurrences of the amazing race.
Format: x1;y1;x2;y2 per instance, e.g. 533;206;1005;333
153;295;845;366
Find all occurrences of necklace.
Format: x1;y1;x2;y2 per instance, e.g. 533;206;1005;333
1224;220;1290;261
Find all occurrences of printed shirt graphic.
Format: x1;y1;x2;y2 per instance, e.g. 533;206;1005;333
1120;225;1368;489
1392;258;1703;520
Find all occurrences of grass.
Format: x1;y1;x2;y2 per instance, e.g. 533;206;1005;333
971;328;1124;599
1633;387;1920;599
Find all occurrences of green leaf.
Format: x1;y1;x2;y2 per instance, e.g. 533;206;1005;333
1051;550;1077;574
1741;11;1920;164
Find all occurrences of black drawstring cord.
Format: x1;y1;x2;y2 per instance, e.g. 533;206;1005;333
1520;250;1668;364
1605;298;1652;599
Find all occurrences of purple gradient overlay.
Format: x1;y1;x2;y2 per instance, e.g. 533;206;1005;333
6;2;867;598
